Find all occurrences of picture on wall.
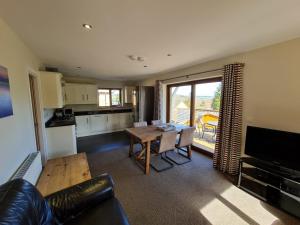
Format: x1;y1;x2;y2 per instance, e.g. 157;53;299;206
0;65;13;118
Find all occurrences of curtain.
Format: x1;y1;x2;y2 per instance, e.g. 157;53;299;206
213;63;244;175
153;80;163;120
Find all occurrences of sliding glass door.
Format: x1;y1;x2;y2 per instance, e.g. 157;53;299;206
169;85;192;125
193;81;221;153
167;78;221;155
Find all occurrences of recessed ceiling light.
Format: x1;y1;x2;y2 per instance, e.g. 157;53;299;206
167;54;172;56
82;24;92;30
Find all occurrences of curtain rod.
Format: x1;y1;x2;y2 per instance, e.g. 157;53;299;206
159;67;223;82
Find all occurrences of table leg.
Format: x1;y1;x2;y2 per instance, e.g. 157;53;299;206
129;135;134;157
187;145;192;159
145;141;151;175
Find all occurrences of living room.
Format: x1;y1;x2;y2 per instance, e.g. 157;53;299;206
0;1;300;225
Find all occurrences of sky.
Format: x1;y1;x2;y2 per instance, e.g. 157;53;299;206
172;82;221;97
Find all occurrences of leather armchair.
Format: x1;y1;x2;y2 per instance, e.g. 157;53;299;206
0;174;130;225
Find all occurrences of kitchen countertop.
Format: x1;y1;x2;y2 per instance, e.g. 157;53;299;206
45;116;76;128
73;106;133;116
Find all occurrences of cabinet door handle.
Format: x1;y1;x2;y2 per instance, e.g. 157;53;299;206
86;118;88;124
87;94;88;101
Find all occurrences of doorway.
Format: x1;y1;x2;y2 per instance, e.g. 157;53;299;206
29;74;41;151
167;77;222;156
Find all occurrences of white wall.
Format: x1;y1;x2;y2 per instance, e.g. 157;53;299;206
0;18;41;184
142;38;300;152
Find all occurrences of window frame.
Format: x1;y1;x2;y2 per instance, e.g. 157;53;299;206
98;88;122;107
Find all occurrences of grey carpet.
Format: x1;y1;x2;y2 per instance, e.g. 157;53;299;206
87;147;300;225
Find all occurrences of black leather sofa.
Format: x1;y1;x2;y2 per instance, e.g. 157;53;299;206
0;174;130;225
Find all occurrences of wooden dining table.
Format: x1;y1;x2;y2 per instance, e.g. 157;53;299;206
126;124;190;175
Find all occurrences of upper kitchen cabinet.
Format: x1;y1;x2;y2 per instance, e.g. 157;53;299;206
64;83;97;105
40;71;64;108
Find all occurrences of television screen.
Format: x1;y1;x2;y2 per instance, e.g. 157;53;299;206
245;126;300;171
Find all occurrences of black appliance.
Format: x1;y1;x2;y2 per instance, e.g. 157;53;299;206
133;86;154;124
54;109;64;119
245;126;300;171
64;108;74;117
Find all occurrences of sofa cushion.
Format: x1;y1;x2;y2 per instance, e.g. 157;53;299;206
65;198;130;225
0;179;54;225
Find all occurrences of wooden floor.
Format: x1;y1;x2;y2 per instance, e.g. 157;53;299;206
37;153;91;196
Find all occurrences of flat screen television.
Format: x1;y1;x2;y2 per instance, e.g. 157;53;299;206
245;126;300;171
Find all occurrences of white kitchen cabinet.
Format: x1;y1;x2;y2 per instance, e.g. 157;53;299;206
75;112;133;137
64;84;76;105
90;114;107;132
64;83;97;105
120;113;133;129
40;71;64;108
108;114;120;131
85;85;98;104
75;115;90;136
46;125;77;159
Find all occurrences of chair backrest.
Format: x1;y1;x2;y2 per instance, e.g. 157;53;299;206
177;127;196;147
158;131;178;153
133;121;148;128
202;114;218;124
151;120;162;126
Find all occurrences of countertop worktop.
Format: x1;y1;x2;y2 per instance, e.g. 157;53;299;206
45;116;76;128
73;106;133;116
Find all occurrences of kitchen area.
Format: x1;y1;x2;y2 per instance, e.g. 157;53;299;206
40;71;154;160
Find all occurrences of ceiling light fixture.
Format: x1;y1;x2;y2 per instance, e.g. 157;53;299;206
128;55;138;61
82;24;92;30
137;56;145;62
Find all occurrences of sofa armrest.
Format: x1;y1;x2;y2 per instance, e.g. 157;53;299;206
45;173;114;223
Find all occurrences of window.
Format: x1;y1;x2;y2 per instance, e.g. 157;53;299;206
98;89;121;107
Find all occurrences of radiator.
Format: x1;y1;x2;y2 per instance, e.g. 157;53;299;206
10;152;42;185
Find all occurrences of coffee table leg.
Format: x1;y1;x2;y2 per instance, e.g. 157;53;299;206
129;135;134;157
145;141;151;175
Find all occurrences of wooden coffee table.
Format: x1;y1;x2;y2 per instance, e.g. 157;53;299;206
37;153;91;196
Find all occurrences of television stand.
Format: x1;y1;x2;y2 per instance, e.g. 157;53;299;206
238;157;300;218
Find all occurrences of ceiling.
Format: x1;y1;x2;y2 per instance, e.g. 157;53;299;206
1;0;300;80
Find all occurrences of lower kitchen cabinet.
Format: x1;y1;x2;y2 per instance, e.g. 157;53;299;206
46;125;77;159
90;114;107;132
107;114;120;130
75;115;90;135
75;112;133;137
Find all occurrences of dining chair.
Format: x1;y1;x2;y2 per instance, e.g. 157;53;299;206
166;127;195;165
199;114;218;138
133;121;148;159
151;120;162;126
133;121;148;127
150;131;178;172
